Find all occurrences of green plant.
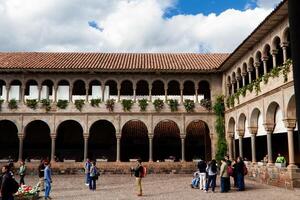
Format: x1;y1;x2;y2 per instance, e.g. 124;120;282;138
121;99;134;111
229;95;234;108
213;95;227;162
41;99;51;112
200;99;212;111
26;99;38;110
90;99;101;107
138;99;148;111
153;99;164;112
183;99;195;112
75;99;85;111
225;97;230;108
270;66;281;78
0;99;4;111
234;93;239;104
247;82;254;93
105;99;115;112
56;100;68;109
253;78;261;95
282;59;292;82
262;73;270;84
8;99;18;110
168;99;179;112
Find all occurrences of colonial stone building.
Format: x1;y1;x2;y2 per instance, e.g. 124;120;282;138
0;0;299;182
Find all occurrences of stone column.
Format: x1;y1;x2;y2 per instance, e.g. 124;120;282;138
117;84;121;102
53;85;58;103
262;57;268;74
83;134;89;162
149;134;153;162
101;85;105;101
195;86;199;103
133;86;137;102
180;86;184;104
51;134;56;162
271;49;278;68
116;135;121;162
264;124;274;164
248;127;258;163
237;130;244;158
281;42;288;63
227;132;234;160
254;62;260;79
236;76;240;90
18;134;24;161
6;85;10;102
20;86;25;103
149;85;152;102
69;85;73;103
85;86;89;103
231;81;235;94
226;83;231;96
248;68;252;83
284;119;297;168
38;85;42;101
242;73;246;87
181;135;185;162
164;86;168;102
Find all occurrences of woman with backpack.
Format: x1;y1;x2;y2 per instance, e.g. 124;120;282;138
235;157;246;191
18;160;26;185
89;161;99;191
205;159;217;193
134;159;144;196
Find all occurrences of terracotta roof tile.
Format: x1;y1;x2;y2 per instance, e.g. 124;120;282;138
0;52;229;72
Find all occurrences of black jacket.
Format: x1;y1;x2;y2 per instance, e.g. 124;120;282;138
235;161;245;176
38;163;45;178
197;160;207;173
1;172;12;196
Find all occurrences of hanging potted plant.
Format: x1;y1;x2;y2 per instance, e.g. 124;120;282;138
26;99;38;110
138;99;148;111
200;99;212;111
90;99;101;107
153;99;164;112
183;99;195;112
121;99;134;111
8;99;18;110
41;99;51;112
168;99;178;112
105;99;115;112
75;99;85;111
56;100;68;109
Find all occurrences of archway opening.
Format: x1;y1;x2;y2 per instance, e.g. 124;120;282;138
72;80;86;101
104;80;118;100
120;80;133;97
89;80;102;100
121;120;149;161
0;80;6;100
56;120;83;162
41;80;54;100
57;80;70;101
25;80;38;100
185;120;211;161
23;120;51;160
167;80;180;96
264;44;273;73
88;120;116;161
151;80;164;100
183;81;195;101
10;80;22;101
0;120;19;160
273;36;284;66
153;120;181;161
136;80;149;97
198;81;211;100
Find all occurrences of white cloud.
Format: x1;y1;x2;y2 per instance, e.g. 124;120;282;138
256;0;282;9
0;0;274;53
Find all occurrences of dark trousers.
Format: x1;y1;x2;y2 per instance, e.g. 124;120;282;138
89;177;96;190
20;175;25;185
220;177;230;192
226;177;231;191
205;175;216;192
237;173;245;191
1;194;14;200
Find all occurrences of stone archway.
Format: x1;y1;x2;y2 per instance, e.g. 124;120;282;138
0;120;19;160
153;120;181;161
121;120;149;162
185;120;211;161
88;120;116;161
56;120;84;162
23;120;51;160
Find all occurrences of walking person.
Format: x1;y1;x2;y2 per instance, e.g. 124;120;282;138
235;157;246;191
44;161;52;200
18;160;26;185
38;159;45;191
134;159;144;196
197;158;207;190
205;159;217;193
84;158;91;186
89;161;98;191
220;159;229;193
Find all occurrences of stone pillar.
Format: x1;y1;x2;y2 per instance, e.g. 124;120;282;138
248;127;258;163
117;85;121;102
181;135;185;162
18;134;24;161
226;83;231;96
6;85;10;102
262;57;268;74
237;130;244;158
85;86;89;103
51;134;56;162
264;124;274;164
231;81;235;94
101;85;105;101
133;86;137;102
271;49;278;68
236;77;240;90
149;134;153;162
38;85;42;101
284;119;297;168
180;86;184;104
116;135;121;162
53;85;58;103
242;73;246;87
195;86;199;103
83;134;89;162
69;85;73;103
20;86;25;103
281;42;288;63
164;86;168;102
248;68;252;83
227;132;234;160
254;62;260;79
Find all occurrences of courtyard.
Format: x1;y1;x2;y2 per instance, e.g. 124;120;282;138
20;174;300;200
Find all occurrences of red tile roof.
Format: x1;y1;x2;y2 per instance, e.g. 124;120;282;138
0;52;229;73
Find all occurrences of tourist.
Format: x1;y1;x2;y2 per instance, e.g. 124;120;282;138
134;159;144;196
197;158;207;190
263;154;268;164
191;170;200;189
85;158;91;186
205;159;217;193
220;158;229;193
38;159;45;191
235;157;245;191
0;165;14;200
232;159;237;187
275;153;286;165
225;155;232;191
18;160;26;185
89;161;99;191
44;161;52;200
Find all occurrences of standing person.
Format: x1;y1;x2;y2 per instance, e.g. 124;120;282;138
18;160;26;185
232;159;237;188
0;165;14;200
205;159;217;193
220;159;229;193
89;161;98;191
38;160;45;191
197;159;207;190
44;162;52;200
235;157;245;191
225;155;232;191
84;158;91;186
134;159;144;196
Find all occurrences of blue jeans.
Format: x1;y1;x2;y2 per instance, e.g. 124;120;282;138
237;173;245;191
205;175;216;192
89;177;96;190
86;173;90;184
191;177;199;188
45;180;51;198
220;177;229;192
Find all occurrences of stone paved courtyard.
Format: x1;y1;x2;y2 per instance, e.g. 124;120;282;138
18;174;300;200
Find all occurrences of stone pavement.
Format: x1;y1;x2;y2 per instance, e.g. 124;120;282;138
20;174;300;200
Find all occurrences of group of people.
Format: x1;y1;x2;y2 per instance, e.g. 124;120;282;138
84;159;100;191
191;156;247;193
